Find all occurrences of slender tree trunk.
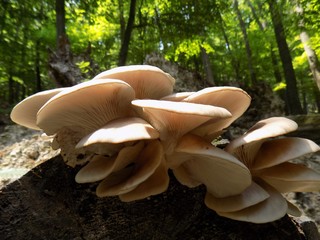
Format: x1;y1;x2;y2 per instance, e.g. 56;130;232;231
55;0;66;46
233;0;257;85
118;0;137;66
267;0;303;115
201;46;215;86
217;10;241;82
35;41;42;92
8;74;14;104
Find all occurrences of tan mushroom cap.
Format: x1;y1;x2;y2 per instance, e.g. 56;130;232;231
96;140;163;197
225;117;298;153
168;134;252;198
259;162;320;192
252;137;320;170
10;88;65;130
184;87;251;138
75;141;144;183
119;156;169;202
161;92;194;101
37;79;135;135
205;182;269;212
93;65;175;99
217;182;288;223
132;99;231;153
76;117;159;148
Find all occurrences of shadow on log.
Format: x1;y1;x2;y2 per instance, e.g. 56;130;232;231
0;155;311;240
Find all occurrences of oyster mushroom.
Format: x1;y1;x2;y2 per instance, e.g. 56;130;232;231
205;117;320;223
10;88;65;130
37;79;135;135
132;99;232;153
167;134;252;198
93;65;175;99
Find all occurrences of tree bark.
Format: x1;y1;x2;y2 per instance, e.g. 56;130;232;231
55;0;66;47
201;46;215;86
118;0;137;66
0;155;313;240
234;0;257;85
267;0;303;115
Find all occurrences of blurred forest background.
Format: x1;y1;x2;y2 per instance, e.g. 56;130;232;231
1;0;320;117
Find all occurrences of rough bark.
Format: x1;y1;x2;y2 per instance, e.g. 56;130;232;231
201;46;215;86
118;0;137;66
55;0;66;46
267;0;303;115
0;155;316;240
48;35;82;87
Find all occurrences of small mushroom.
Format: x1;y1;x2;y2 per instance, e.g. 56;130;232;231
183;87;251;138
204;182;269;212
93;65;175;99
37;79;135;135
168;134;252;198
76;117;159;148
75;141;145;183
96;140;163;197
216;182;288;223
161;92;195;101
119;155;169;202
10;88;64;130
132;99;231;153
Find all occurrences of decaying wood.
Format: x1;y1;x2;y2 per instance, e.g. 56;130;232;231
0;155;315;240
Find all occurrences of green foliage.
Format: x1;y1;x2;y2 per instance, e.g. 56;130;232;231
0;0;319;112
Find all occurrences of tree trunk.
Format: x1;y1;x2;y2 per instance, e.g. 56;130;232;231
0;155;314;240
267;0;303;115
55;0;66;46
35;41;42;92
201;46;215;86
118;0;137;66
233;0;257;85
217;10;241;82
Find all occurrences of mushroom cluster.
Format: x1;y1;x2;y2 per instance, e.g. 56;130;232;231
10;65;320;223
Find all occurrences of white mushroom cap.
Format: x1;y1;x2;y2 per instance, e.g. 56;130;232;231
93;65;175;99
225;117;298;153
132;99;231;153
259;162;320;192
205;182;269;212
183;87;251;138
75;141;145;183
161;92;195;101
119;156;169;202
252;137;320;170
168;134;252;198
216;182;288;223
37;79;135;135
10;88;65;130
76;117;159;148
96;140;163;197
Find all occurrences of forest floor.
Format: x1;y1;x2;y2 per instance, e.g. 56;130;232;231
0;123;320;232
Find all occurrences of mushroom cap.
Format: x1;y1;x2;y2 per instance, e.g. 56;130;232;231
184;87;251;137
10;88;64;130
76;117;159;148
132;99;231;153
75;141;145;183
225;117;298;153
216;182;288;223
252;137;320;170
205;182;269;212
93;65;175;99
37;79;135;135
119;156;169;202
259;162;320;192
168;134;252;198
161;92;194;101
96;140;163;197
